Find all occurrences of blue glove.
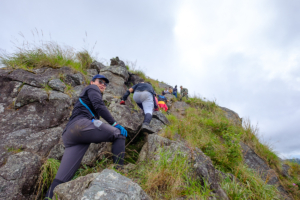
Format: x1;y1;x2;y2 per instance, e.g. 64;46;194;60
115;124;128;137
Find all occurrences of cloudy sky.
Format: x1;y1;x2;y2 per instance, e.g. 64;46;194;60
1;0;299;158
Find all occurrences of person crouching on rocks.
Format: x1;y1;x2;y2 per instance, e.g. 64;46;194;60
120;82;158;133
44;74;127;200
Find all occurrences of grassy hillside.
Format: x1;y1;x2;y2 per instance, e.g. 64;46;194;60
1;43;300;200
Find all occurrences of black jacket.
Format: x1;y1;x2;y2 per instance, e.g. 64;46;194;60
63;85;116;134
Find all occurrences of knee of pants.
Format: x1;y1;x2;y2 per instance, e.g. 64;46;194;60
112;128;126;140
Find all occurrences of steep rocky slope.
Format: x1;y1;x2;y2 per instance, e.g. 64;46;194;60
0;58;297;200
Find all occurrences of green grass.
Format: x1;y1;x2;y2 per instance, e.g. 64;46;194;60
221;165;280;200
126;149;212;200
35;159;60;200
42;83;52;95
0;41;93;75
6;146;23;154
64;84;74;97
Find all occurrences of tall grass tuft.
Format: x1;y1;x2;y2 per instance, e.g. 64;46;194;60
0;41;94;75
35;159;60;200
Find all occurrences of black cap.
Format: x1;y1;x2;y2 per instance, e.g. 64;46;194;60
92;74;109;83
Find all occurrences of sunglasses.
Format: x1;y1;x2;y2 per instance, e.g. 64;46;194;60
98;79;108;86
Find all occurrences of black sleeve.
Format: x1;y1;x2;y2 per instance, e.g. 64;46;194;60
122;90;131;101
87;87;116;125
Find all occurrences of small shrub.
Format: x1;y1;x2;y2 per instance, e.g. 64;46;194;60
6;146;23;154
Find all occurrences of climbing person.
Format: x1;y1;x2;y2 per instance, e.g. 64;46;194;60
173;85;178;98
163;87;170;95
120;82;157;132
44;74;127;200
180;86;189;101
157;91;168;111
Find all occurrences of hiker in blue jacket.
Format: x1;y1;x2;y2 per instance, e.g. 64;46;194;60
44;74;127;200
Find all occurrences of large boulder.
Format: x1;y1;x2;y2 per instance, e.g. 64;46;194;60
14;85;48;108
89;61;106;73
0;151;42;200
219;106;242;126
48;78;66;92
54;169;152;200
108;101;144;138
0;126;63;165
140;135;229;200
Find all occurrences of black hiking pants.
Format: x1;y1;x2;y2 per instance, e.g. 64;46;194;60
45;118;125;199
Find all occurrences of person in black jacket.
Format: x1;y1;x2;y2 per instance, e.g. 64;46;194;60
120;82;157;132
173;85;178;98
44;74;127;200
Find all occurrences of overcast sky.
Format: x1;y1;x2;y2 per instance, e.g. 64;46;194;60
1;0;299;159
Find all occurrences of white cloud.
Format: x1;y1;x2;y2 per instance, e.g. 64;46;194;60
174;0;300;156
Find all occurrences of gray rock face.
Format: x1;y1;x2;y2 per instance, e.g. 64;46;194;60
0;127;62;162
54;169;151;200
282;164;291;178
65;73;85;86
158;82;172;89
219;106;242;126
87;69;98;81
240;142;291;199
169;101;190;118
143;135;229;200
54;173;99;200
89;61;106;73
81;143;110;166
48;78;66;92
108;101;144;138
14;85;48;108
127;72;144;86
0;151;42;200
101;66;129;101
71;85;85;104
152;111;169;125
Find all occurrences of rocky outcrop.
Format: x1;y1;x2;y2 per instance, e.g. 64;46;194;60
139;135;229;199
219;106;242;126
0;152;42;200
100;65;129;102
54;169;151;200
0;66;100;198
89;61;106;73
240;142;291;199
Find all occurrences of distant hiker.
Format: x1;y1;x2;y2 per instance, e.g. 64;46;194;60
180;86;189;100
120;82;158;132
44;74;127;200
157;92;168;111
168;87;173;94
173;85;178;98
163;87;170;95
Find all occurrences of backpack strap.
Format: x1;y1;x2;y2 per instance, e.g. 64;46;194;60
79;98;95;118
